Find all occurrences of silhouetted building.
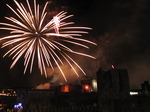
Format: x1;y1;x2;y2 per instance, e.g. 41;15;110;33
141;81;150;96
2;68;150;112
17;89;98;112
96;68;130;112
97;68;130;99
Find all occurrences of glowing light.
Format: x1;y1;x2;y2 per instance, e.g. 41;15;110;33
61;85;69;92
130;92;138;95
14;103;23;109
85;85;89;89
111;65;115;69
91;79;97;92
0;0;96;81
83;84;91;92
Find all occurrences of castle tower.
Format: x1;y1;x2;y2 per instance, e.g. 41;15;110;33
97;68;130;99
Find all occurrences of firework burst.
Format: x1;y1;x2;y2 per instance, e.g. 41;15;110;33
0;0;96;81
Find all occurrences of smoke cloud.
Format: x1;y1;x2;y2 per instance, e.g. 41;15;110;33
83;0;150;89
36;83;50;89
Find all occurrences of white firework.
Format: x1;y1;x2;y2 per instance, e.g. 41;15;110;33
0;0;96;81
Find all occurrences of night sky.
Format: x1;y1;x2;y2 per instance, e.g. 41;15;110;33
0;0;150;89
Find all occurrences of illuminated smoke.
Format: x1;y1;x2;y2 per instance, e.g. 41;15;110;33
36;83;50;89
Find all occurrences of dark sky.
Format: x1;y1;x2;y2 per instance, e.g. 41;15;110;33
0;0;150;89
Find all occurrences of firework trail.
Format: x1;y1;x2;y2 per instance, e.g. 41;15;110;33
53;16;60;34
0;0;96;81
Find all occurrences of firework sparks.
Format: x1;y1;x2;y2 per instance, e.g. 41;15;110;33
0;0;97;81
53;16;60;34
